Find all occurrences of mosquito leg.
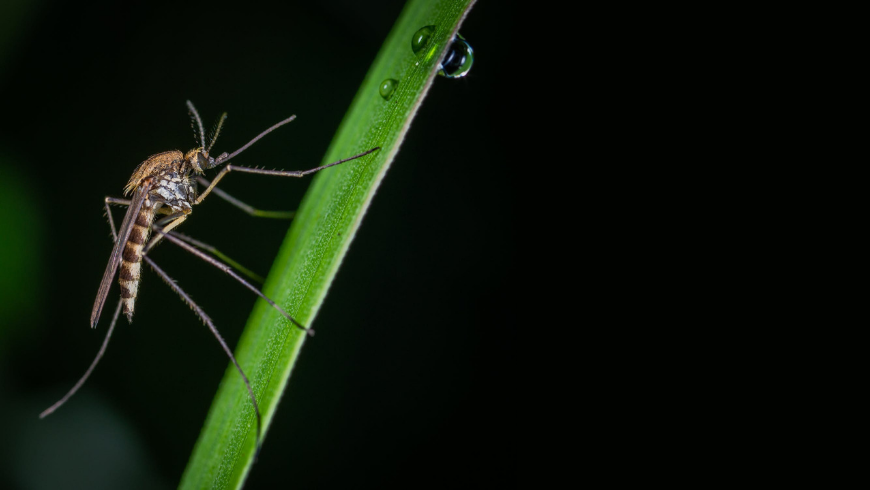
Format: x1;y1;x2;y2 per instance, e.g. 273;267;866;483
196;176;295;219
151;223;313;336
40;300;123;418
104;199;123;245
144;255;262;448
41;199;131;417
165;230;265;283
154;211;190;230
196;147;380;205
105;196;131;207
103;197;132;245
103;197;263;446
142;213;188;255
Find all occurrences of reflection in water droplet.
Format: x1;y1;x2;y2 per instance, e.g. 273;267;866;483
439;34;474;79
411;25;436;54
379;79;398;100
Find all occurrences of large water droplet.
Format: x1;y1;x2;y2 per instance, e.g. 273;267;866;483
411;25;436;55
379;79;398;100
439;34;474;79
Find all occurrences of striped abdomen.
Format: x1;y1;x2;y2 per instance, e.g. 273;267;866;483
119;200;158;321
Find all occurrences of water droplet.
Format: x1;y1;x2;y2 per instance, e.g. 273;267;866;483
411;25;436;54
379;79;398;100
439;34;474;79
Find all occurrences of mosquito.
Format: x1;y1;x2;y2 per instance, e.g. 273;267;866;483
40;100;379;448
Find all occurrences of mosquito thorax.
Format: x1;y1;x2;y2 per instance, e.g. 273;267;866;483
185;148;214;173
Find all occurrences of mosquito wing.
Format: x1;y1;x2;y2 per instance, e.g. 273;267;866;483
90;184;150;328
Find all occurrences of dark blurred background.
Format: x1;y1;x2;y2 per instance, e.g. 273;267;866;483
0;1;519;488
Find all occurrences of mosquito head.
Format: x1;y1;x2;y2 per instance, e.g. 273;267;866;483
185;147;215;173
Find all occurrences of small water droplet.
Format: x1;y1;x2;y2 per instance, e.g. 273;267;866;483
438;34;474;79
411;25;436;54
379;79;398;100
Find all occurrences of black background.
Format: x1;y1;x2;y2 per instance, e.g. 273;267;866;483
0;1;521;488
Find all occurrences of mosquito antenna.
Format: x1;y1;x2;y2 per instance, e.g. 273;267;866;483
186;100;206;148
213;115;297;166
207;112;228;154
40;300;123;418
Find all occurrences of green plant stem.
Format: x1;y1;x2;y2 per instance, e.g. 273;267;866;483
178;1;477;489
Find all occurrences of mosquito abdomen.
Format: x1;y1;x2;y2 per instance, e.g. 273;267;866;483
119;200;158;322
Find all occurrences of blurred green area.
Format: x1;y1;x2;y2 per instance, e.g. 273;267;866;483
0;158;42;352
0;0;42;354
0;1;519;488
